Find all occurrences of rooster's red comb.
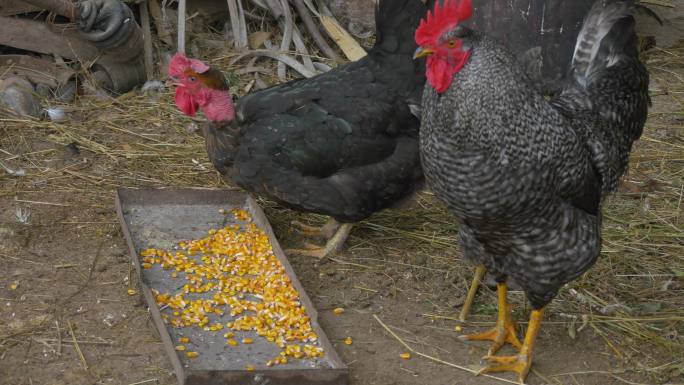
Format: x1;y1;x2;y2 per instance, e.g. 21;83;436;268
415;0;472;46
168;52;210;77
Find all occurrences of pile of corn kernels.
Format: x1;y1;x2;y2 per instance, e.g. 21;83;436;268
140;209;324;367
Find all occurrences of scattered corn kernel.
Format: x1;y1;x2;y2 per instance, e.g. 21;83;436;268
186;351;199;358
127;288;137;296
332;307;344;315
175;345;186;351
140;209;324;366
400;352;411;360
179;337;190;343
344;337;353;345
142;262;153;269
454;325;462;332
9;281;19;290
245;365;255;371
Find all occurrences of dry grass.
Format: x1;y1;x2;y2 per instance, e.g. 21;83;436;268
0;29;682;385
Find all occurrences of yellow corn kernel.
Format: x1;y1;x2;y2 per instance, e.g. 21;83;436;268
142;263;153;269
454;325;462;332
175;345;186;351
186;351;199;358
143;220;324;363
127;288;137;296
400;352;411;360
344;337;353;345
245;365;255;371
332;307;344;315
9;281;19;290
179;337;190;343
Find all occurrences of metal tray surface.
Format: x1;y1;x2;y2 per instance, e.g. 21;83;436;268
115;187;348;385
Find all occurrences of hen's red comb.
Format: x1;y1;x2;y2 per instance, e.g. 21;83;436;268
415;0;472;46
168;52;210;77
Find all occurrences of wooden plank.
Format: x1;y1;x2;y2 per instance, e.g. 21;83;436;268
0;16;99;61
0;0;40;17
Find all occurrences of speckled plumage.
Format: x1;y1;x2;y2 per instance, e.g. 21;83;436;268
420;0;653;309
203;0;428;223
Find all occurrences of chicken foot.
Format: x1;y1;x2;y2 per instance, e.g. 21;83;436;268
477;308;544;384
286;223;353;259
459;282;522;355
459;265;487;322
291;218;340;238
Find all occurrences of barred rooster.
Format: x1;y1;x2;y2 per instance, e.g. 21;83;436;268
414;0;657;381
169;0;428;259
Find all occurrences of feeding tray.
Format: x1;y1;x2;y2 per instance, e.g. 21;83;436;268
115;187;348;385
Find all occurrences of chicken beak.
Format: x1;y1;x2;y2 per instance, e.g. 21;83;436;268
165;77;183;88
413;47;434;59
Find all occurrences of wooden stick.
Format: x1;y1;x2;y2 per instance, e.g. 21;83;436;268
140;0;155;79
177;0;186;53
277;0;293;80
231;50;316;78
373;314;527;385
292;0;341;62
227;0;248;49
315;0;366;61
290;25;315;72
147;0;173;46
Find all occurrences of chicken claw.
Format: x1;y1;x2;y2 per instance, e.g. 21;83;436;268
286;223;353;259
459;282;522;355
290;218;340;238
477;353;531;383
475;308;545;384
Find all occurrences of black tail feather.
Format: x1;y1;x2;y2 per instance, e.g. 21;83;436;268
372;0;428;55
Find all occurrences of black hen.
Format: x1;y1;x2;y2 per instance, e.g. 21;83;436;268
169;0;428;258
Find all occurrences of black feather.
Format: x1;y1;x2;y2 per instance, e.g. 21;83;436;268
204;0;428;223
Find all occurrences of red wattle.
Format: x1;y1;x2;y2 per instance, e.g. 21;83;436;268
426;51;471;94
175;87;198;117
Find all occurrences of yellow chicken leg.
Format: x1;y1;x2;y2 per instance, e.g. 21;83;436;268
286;223;354;259
478;308;544;384
459;282;522;354
459;265;487;322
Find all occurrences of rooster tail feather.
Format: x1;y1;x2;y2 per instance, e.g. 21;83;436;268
569;1;660;86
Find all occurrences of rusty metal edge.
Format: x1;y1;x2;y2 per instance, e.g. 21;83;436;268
114;187;348;385
115;188;187;385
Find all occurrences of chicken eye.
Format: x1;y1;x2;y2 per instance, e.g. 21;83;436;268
446;39;458;48
189;76;197;82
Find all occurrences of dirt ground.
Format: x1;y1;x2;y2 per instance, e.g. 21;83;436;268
1;21;684;385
